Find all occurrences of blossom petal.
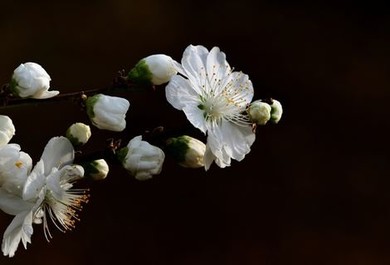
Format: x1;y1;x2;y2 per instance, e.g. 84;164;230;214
22;160;45;201
166;75;199;110
181;45;209;93
46;165;84;199
226;71;254;107
40;136;74;175
206;121;255;168
205;47;232;94
31;89;59;99
0;188;34;215
166;75;207;133
1;210;33;257
0;151;32;196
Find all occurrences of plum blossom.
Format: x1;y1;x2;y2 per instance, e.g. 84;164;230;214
0;137;88;257
166;45;255;170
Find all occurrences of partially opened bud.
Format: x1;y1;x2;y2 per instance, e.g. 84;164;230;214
117;135;165;181
128;54;178;86
66;122;91;146
10;62;59;99
82;159;109;180
165;135;206;168
270;99;283;124
0;115;16;146
247;100;271;125
85;94;130;132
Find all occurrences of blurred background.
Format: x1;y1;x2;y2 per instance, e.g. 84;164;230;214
1;0;390;264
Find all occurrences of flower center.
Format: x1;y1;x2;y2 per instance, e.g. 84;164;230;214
41;189;90;241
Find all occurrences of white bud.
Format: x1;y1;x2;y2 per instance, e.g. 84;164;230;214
247;100;272;125
270;99;283;123
10;62;59;99
84;159;109;181
166;135;206;168
66;122;91;146
118;135;165;181
86;94;130;132
128;54;178;86
0;115;16;146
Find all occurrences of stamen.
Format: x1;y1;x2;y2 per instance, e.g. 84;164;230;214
41;188;90;242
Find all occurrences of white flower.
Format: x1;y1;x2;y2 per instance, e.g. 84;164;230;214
0;137;88;257
83;159;109;181
270;99;283;124
128;54;178;85
118;135;165;181
10;62;59;99
166;45;256;170
66;122;92;146
86;94;130;132
0;144;32;196
247;100;271;125
0;115;16;147
165;135;206;168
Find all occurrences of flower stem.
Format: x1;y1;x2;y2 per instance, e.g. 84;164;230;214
0;71;142;109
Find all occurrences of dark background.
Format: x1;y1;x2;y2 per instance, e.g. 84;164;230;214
1;0;390;264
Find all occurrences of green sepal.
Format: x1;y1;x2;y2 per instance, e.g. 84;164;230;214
116;147;129;164
127;59;153;86
65;130;82;146
8;78;20;97
165;136;190;163
85;94;101;119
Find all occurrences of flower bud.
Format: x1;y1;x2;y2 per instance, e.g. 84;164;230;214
66;122;91;146
128;54;178;86
10;62;59;99
82;159;109;181
165;135;206;168
0;115;16;146
247;100;271;125
270;99;283;124
117;135;165;181
85;94;130;132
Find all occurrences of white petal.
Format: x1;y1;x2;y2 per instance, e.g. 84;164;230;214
31;89;59;99
181;45;209;93
165;75;200;110
0;188;34;215
206;121;255;169
165;75;207;133
206;47;231;94
22;160;45;201
226;72;254;107
203;145;216;171
219;121;255;161
1;210;33;257
1;151;32;194
40;136;74;175
182;105;207;134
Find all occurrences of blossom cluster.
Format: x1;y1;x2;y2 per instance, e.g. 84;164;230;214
0;44;282;257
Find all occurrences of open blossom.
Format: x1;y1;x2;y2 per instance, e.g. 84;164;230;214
166;45;256;170
118;135;165;181
0;137;88;257
128;54;178;86
86;94;130;132
0;115;16;146
10;62;59;99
